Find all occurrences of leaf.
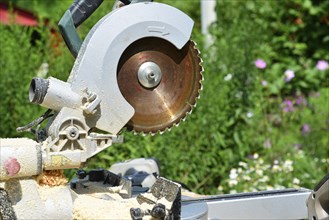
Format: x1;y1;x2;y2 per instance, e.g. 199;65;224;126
299;81;309;88
233;131;243;148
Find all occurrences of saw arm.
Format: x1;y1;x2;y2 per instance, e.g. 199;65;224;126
7;1;202;174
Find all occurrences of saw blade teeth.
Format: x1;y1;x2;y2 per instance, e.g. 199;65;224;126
126;39;203;135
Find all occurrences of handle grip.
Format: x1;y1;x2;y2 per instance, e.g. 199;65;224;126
69;0;104;27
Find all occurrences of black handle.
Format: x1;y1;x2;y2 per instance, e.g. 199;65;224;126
120;0;132;5
69;0;104;27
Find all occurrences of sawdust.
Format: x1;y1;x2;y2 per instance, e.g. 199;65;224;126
72;182;156;219
36;170;68;186
72;194;154;220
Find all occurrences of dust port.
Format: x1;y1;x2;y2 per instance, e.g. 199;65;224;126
29;77;49;104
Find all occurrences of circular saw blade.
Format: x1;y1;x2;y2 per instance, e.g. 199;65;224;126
117;37;203;134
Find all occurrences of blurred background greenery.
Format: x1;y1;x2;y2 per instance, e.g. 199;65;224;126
0;0;328;194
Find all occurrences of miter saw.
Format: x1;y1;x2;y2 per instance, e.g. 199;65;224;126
0;0;328;219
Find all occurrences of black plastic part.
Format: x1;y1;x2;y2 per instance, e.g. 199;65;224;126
69;0;104;27
125;169;150;187
16;109;52;133
87;169;122;186
171;189;181;219
58;10;82;58
120;0;131;5
0;188;17;220
314;172;329;192
70;180;77;189
131;186;149;195
103;171;122;186
35;128;48;143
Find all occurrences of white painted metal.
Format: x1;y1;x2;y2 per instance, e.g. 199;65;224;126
204;189;311;219
66;2;194;134
0;138;42;180
201;0;216;47
41;77;81;112
0;178;72;219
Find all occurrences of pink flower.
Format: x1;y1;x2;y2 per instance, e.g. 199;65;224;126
295;96;307;106
301;124;310;135
255;59;267;69
261;80;268;87
263;139;271;148
284;70;295;82
316;60;328;71
283;99;294;112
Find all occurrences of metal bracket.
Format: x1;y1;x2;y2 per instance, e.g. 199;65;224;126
182;188;311;220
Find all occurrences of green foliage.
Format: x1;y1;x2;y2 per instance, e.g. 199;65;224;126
0;0;328;195
0;24;44;137
0;22;73;137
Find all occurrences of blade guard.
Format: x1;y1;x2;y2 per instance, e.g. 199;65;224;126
51;2;194;135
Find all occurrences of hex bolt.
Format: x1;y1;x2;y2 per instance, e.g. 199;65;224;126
77;169;87;179
66;126;79;140
130;208;143;220
150;203;166;219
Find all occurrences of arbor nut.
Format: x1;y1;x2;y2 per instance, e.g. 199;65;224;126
137;62;162;88
4;157;21;176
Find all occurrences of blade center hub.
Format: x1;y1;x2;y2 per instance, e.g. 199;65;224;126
138;62;162;88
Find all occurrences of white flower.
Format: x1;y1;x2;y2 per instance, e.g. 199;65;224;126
228;179;238;186
258;158;264;165
284;69;295;82
246;111;254;118
283;160;293;172
321;158;329;163
235;91;243;98
264;164;271;169
36;62;49;78
253;153;259;159
224;73;233;81
238;161;248;168
243;175;251;181
293;178;300;185
272;164;281;172
256;169;264;176
259;176;269;183
229;189;237;194
274;185;285;190
229;169;238;179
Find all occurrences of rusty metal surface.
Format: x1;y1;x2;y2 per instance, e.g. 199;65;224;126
117;38;203;134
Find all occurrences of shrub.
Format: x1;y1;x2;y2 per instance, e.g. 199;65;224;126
0;0;328;195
